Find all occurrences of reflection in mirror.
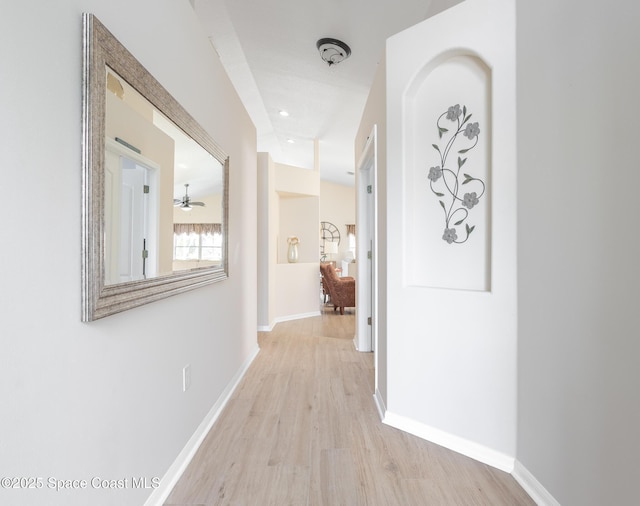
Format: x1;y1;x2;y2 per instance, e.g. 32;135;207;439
104;69;224;284
82;14;229;321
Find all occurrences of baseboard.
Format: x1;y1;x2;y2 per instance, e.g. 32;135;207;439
258;312;321;332
512;460;561;506
143;345;260;506
373;388;386;421
275;311;321;323
354;334;372;352
383;411;515;473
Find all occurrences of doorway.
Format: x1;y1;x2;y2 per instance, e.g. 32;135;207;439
104;138;159;284
356;125;378;356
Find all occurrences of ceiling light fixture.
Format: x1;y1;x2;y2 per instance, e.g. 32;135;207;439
316;38;351;67
173;183;205;212
279;110;289;117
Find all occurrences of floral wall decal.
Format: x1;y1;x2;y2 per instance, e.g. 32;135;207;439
429;104;485;244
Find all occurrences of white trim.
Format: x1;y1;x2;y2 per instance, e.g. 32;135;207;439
143;345;260;506
258;311;322;332
274;311;321;323
373;388;386;421
513;460;561;506
355;125;378;354
263;311;322;331
383;411;515;473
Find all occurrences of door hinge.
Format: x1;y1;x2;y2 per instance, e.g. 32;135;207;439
367;185;372;194
367;316;372;326
142;239;148;278
367;250;372;259
143;185;150;194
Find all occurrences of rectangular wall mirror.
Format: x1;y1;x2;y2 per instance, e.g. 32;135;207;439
82;13;229;321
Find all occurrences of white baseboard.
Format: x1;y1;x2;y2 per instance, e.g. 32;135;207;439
354;334;372;352
512;460;561;506
275;311;321;323
382;411;515;473
258;311;321;332
373;388;386;421
143;345;260;506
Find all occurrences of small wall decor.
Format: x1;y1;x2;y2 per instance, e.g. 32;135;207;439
287;236;300;263
402;55;491;291
428;104;485;245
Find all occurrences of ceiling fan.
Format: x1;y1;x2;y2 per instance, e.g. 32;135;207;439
173;183;205;212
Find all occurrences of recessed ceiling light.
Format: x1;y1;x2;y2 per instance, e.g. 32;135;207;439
279;110;289;117
286;138;295;144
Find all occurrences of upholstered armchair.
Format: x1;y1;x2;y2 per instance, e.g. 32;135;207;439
320;262;355;315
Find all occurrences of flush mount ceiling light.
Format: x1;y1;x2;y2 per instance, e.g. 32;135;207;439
316;38;351;67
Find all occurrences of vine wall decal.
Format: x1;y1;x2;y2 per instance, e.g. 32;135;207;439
428;104;485;244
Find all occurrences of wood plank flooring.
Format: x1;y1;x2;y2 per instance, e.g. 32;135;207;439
165;306;534;506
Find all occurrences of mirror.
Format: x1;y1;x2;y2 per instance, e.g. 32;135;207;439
82;14;229;321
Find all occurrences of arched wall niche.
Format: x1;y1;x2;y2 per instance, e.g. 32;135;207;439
403;50;492;292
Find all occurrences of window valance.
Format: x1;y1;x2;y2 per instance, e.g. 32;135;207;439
173;223;222;235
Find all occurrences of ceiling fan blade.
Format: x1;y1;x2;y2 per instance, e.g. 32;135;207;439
191;201;205;206
173;199;182;205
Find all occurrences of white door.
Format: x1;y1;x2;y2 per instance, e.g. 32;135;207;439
119;160;148;282
104;139;159;284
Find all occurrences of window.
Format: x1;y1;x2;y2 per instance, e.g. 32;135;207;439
346;224;356;259
173;224;222;262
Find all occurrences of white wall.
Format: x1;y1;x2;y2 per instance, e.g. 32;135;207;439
173;193;223;224
356;56;388;406
257;153;275;328
257;157;321;328
278;196;319;264
275;162;320;196
516;1;640;504
320;180;356;262
0;2;257;505
274;263;322;319
385;0;517;468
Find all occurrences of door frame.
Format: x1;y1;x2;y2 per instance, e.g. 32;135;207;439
105;138;160;283
355;125;378;355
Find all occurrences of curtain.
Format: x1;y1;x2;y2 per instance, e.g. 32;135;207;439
346;224;356;236
173;223;222;235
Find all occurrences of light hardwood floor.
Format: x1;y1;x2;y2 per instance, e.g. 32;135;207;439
165;306;534;506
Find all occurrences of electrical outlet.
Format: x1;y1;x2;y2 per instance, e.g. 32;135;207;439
182;364;191;392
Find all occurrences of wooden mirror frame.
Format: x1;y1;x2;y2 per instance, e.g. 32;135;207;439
82;13;229;321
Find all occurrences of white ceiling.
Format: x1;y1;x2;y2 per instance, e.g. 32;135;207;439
192;0;461;187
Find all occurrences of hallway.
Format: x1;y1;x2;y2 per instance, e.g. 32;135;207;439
165;307;534;505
